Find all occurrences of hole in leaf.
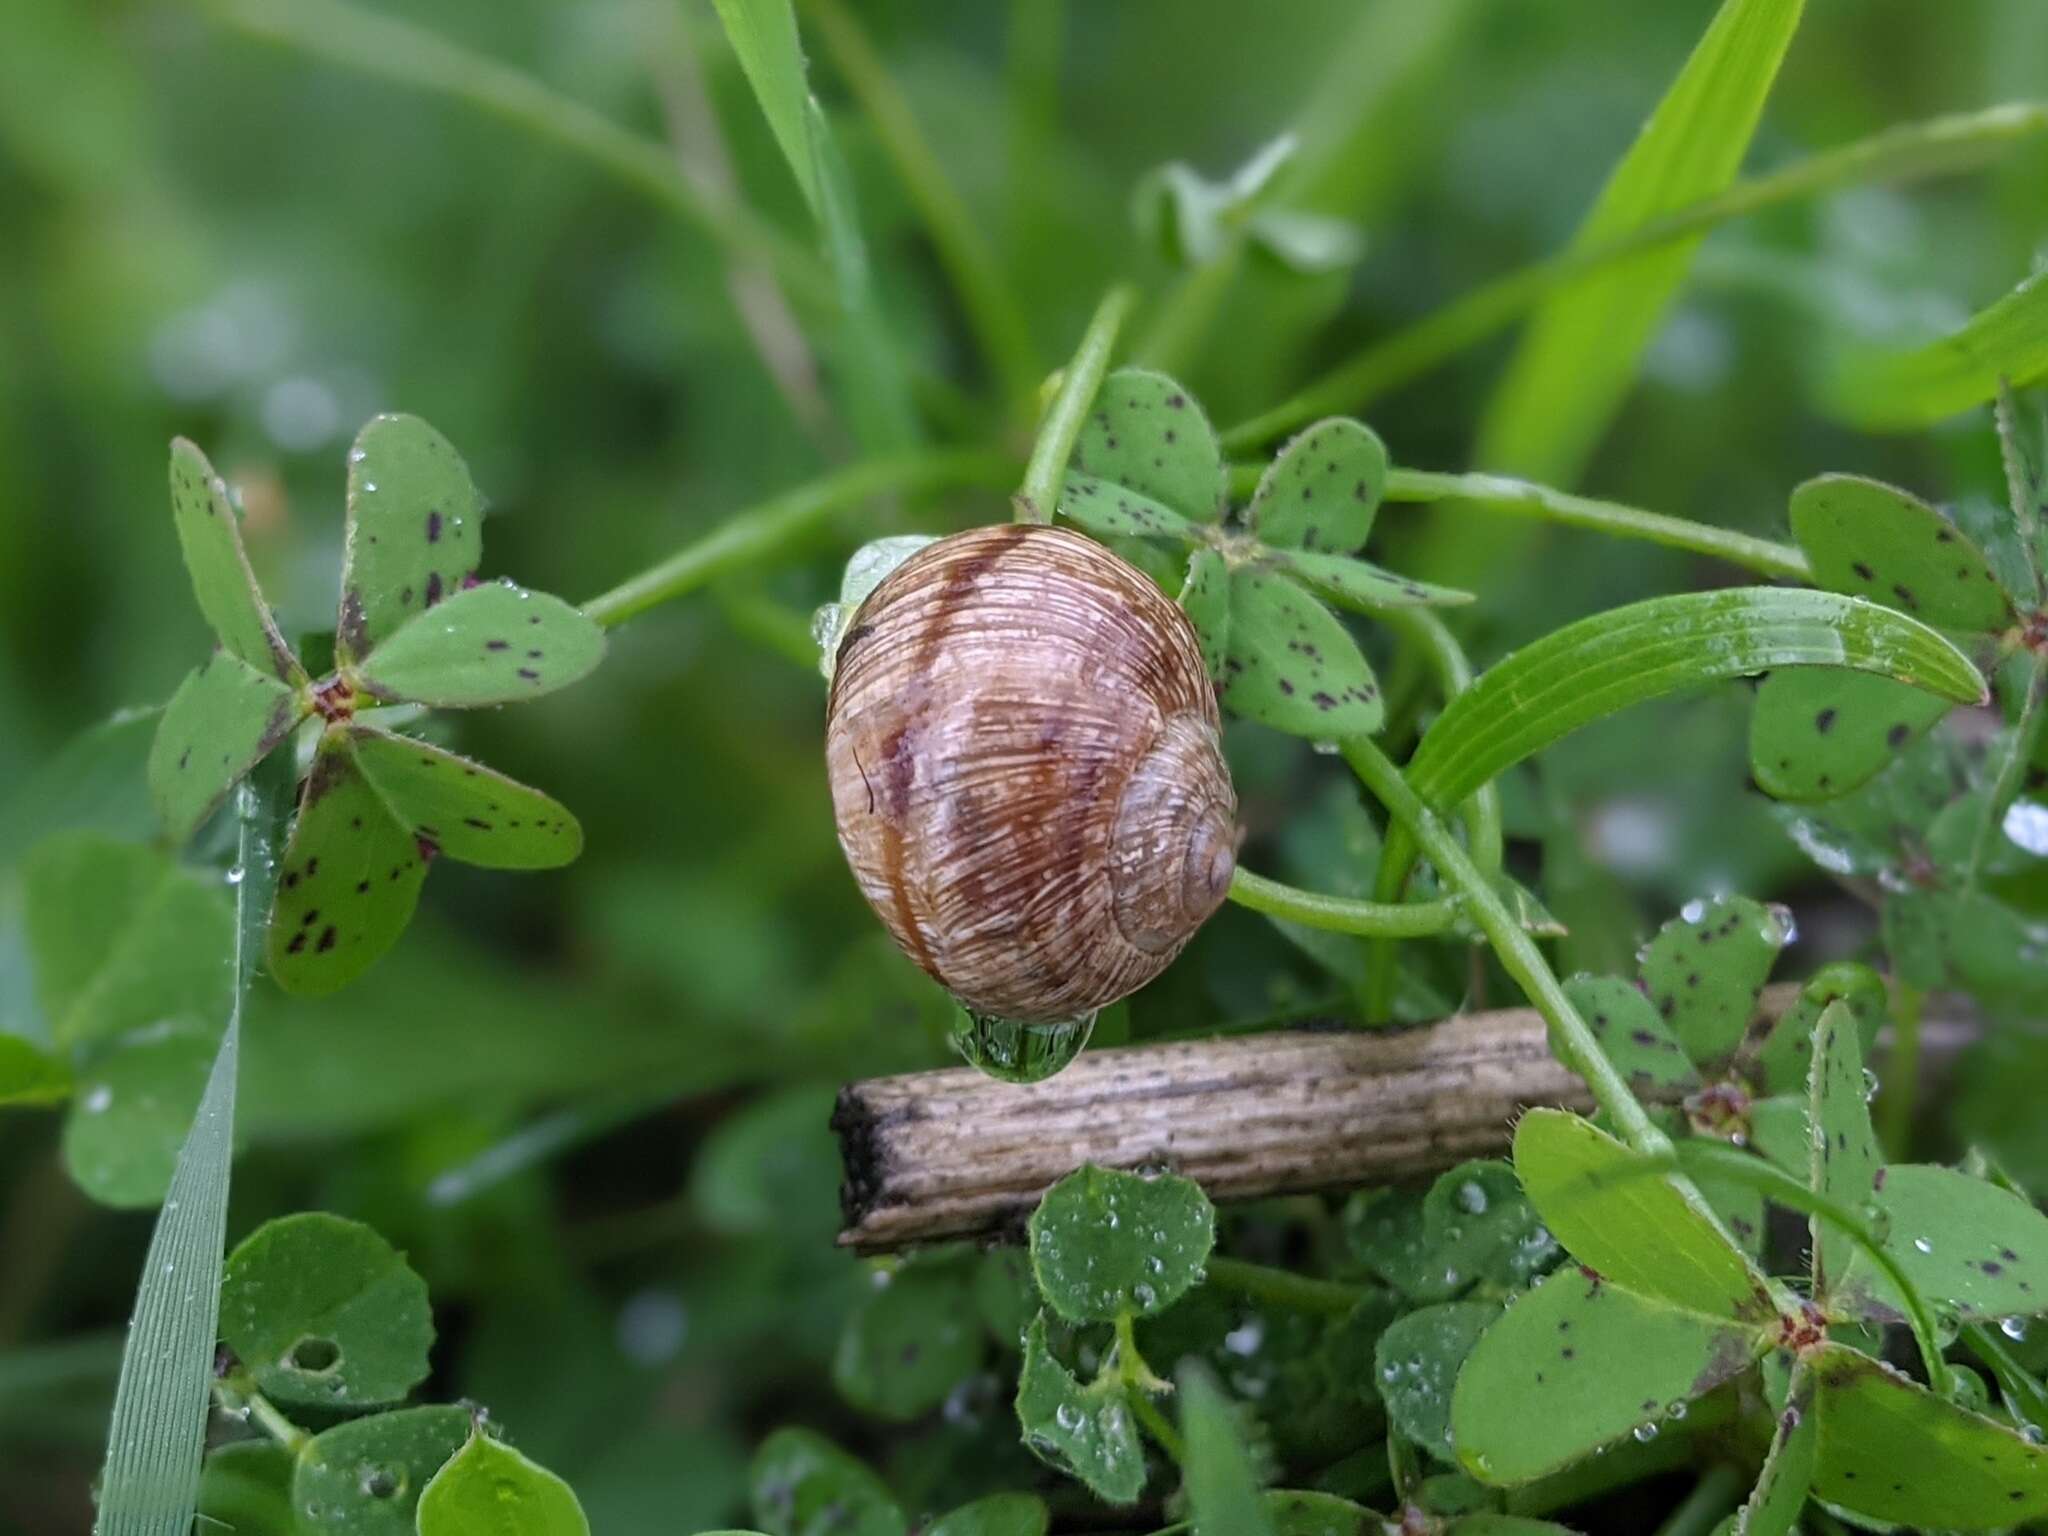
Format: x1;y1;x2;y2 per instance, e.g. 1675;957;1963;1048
288;1335;341;1373
360;1465;400;1499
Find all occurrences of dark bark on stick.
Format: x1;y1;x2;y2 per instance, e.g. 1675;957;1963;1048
834;984;1969;1252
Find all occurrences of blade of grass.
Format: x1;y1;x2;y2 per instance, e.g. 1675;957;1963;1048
1823;267;2048;429
710;0;821;214
1221;97;2048;454
806;0;1041;410
92;754;292;1536
198;0;830;310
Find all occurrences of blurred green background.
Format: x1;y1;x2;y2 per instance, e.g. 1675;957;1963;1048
1;0;2045;1528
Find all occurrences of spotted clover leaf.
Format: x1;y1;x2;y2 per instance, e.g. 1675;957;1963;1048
146;417;604;995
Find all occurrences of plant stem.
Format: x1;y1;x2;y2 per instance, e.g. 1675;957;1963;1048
1227;868;1460;937
214;1374;310;1455
1132;243;1246;376
199;0;829;310
1384;469;1809;582
1375;605;1503;873
581;450;1014;628
1220;102;2048;450
1126;1387;1186;1464
1966;647;2047;891
1342;738;1663;1153
1880;982;1926;1162
806;0;1041;410
1649;1461;1744;1536
1015;287;1135;523
1202;1255;1371;1317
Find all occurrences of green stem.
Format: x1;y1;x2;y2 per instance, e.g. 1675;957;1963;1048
1227;868;1460;938
214;1374;310;1455
1111;1311;1184;1462
1016;287;1135;523
1649;1461;1744;1536
1962;1321;2048;1433
1384;469;1810;582
1966;648;2047;891
199;0;829;310
807;0;1041;409
1375;605;1503;873
1201;1255;1371;1317
1342;738;1663;1152
581;450;1014;628
1132;242;1247;376
1127;1387;1186;1465
1880;982;1926;1162
1220;102;2048;451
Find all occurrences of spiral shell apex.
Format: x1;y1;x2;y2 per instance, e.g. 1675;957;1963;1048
823;524;1239;1023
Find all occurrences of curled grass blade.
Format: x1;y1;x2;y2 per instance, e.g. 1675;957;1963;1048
1824;267;2048;430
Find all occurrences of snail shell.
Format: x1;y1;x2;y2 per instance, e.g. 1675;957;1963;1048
824;524;1239;1023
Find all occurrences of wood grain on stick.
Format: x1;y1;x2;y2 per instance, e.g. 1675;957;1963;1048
835;983;1964;1252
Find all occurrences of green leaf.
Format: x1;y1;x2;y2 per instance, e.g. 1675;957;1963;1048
1028;1164;1216;1324
708;0;818;214
198;1439;297;1534
1179;547;1230;679
1058;473;1201;541
1512;1109;1771;1322
1750;669;1952;804
1248;419;1388;552
1789;473;2015;631
219;1211;434;1411
1751;964;1887;1098
1149;1493;1381;1536
973;1247;1039;1347
338;414;485;664
1420;1160;1560;1292
1823;267;2048;430
267;735;430;997
924;1493;1048;1536
354;579;606;707
1015;1313;1146;1505
24;833;233;1049
1837;1164;2048;1324
1471;0;1805;486
93;759;290;1536
1808;1340;2048;1525
62;1023;215;1208
1402;588;1985;824
0;708;159;865
147;653;303;845
1638;896;1790;1068
1451;1265;1762;1487
1269;547;1473;613
1808;1000;1884;1297
1179;1361;1277;1536
1564;975;1700;1098
1070;369;1224;523
750;1428;903;1536
295;1404;472;1533
417;1430;591;1536
1735;1359;1815;1536
1222;567;1382;737
0;1035;70;1107
1377;1301;1499;1462
167;437;301;682
348;726;582;869
833;1256;984;1421
690;1083;842;1240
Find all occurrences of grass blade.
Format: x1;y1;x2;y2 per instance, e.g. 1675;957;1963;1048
1823;267;2048;429
1472;0;1805;486
92;756;292;1535
709;0;819;215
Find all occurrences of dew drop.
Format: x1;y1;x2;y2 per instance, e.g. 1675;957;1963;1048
83;1086;113;1114
949;1006;1095;1083
2004;1316;2030;1342
1633;1422;1660;1442
1913;1237;1934;1255
224;865;245;886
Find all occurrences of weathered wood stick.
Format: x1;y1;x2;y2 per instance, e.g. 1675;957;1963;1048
834;984;1968;1252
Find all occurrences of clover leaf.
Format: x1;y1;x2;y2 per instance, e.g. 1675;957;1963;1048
146;418;604;994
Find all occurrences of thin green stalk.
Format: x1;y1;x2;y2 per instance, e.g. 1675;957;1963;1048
1132;242;1247;376
1221;102;2048;450
1127;1388;1185;1465
1016;287;1135;522
1967;648;2047;890
806;0;1041;409
1201;1255;1371;1317
1880;981;1926;1162
213;1374;310;1456
1649;1462;1744;1536
199;0;829;309
582;449;1013;628
1228;867;1460;938
1375;605;1504;873
1342;737;1663;1152
1384;469;1810;582
1962;1320;2048;1433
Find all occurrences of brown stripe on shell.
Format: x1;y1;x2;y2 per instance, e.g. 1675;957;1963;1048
824;525;1236;1022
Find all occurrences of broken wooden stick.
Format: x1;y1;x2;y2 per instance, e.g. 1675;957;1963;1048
833;984;1968;1252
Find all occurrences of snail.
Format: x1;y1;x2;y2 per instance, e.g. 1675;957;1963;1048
824;523;1240;1023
